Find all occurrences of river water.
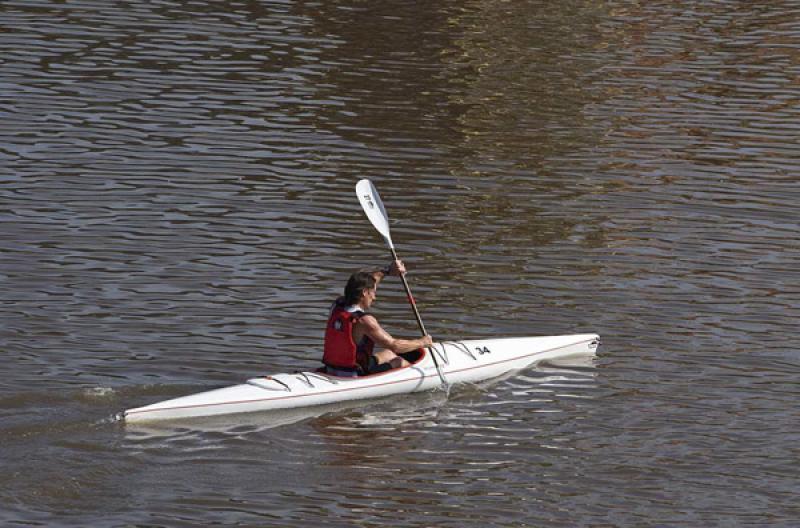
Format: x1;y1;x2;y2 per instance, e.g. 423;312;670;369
2;0;799;526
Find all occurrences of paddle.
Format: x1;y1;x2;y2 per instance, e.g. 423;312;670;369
355;179;449;391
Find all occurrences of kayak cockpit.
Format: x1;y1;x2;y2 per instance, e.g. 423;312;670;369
245;349;427;392
316;348;427;379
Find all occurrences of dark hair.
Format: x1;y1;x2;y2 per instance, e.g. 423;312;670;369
343;270;377;306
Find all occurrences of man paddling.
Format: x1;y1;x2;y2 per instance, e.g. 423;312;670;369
323;259;433;377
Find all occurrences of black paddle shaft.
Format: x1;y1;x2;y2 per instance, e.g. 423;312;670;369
388;248;448;388
389;247;428;335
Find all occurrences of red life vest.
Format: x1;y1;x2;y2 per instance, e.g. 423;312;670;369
323;302;374;371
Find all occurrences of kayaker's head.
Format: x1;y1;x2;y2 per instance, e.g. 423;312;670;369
344;270;379;308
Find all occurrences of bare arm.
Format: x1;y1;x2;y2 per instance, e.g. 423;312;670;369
359;315;432;354
369;259;406;285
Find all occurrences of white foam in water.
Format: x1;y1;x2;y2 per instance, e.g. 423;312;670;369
83;387;116;399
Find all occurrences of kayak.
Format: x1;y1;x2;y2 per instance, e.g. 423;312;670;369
123;333;599;423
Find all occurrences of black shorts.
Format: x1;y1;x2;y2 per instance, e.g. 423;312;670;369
366;356;393;375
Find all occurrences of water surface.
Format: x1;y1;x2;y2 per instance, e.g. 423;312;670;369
2;0;799;526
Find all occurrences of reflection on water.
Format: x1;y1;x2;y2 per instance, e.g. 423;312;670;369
2;0;800;525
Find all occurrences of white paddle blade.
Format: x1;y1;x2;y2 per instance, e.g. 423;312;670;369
356;179;394;248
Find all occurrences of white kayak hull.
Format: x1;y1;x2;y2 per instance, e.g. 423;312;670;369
124;334;599;423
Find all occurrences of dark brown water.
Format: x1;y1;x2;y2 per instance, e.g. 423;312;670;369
2;0;799;525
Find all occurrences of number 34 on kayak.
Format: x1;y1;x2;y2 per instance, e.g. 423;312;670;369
123;181;600;423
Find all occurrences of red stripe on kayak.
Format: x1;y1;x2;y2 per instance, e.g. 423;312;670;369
125;338;595;418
